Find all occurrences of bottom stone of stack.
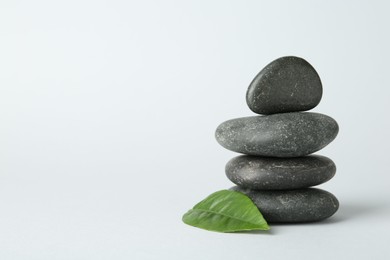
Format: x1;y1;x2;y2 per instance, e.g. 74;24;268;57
231;186;339;223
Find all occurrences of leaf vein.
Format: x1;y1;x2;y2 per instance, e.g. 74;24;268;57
191;208;261;226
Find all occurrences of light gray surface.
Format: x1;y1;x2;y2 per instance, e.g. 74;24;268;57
1;0;390;259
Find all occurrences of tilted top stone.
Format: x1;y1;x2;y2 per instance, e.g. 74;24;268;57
246;56;323;115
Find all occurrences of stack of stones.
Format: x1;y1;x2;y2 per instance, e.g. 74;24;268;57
215;56;339;223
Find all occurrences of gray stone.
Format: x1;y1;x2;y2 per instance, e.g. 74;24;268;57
226;155;336;190
215;112;338;157
231;186;339;223
246;56;322;115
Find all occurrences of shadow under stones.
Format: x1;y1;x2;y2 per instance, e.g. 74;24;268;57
329;201;387;222
234;229;275;235
270;200;387;226
233;201;387;234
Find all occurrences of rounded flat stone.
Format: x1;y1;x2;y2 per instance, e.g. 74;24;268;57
246;56;322;115
215;112;338;157
226;155;336;190
231;186;339;223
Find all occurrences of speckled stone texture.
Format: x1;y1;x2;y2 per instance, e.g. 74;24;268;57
213;56;340;224
246;56;322;115
231;186;339;223
215;112;338;157
226;155;336;190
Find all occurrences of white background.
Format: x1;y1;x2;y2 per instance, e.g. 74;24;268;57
1;1;390;259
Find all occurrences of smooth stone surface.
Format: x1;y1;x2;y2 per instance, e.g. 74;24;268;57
231;186;339;223
215;112;338;157
246;56;322;115
226;155;336;190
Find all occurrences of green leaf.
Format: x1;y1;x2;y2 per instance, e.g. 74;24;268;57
182;190;269;232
